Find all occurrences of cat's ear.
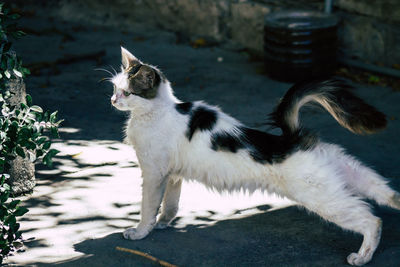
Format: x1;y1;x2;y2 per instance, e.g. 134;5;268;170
129;65;160;98
121;47;140;69
133;65;159;88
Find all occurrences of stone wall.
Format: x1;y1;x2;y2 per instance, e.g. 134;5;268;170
10;0;400;67
337;0;400;22
336;0;400;66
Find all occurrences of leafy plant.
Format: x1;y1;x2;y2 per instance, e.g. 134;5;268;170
0;3;62;263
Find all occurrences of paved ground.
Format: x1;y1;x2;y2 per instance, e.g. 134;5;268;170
4;6;400;267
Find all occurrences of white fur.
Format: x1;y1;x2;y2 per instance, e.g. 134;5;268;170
111;49;400;266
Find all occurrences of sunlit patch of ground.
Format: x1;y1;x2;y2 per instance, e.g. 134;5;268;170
8;133;294;265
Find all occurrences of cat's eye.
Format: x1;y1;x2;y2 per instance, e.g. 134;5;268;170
123;91;131;97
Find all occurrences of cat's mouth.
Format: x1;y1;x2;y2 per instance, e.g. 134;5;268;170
111;96;125;110
111;100;128;111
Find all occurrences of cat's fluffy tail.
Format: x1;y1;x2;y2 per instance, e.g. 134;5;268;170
269;78;387;135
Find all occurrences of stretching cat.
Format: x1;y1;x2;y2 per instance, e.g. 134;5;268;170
110;47;400;266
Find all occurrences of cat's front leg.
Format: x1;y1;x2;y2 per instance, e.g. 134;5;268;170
123;174;168;240
155;177;182;229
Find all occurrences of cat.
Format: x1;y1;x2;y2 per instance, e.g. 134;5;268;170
110;47;400;266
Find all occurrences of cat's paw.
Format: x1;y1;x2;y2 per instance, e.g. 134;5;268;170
154;221;169;229
347;252;372;266
123;228;149;240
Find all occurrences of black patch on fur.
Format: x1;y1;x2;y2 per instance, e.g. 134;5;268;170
175;102;193;115
128;65;161;99
241;127;316;163
187;106;217;140
127;63;142;76
211;131;242;153
211;127;316;164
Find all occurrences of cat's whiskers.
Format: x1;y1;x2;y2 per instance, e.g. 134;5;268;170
94;67;116;81
109;65;118;76
98;77;113;83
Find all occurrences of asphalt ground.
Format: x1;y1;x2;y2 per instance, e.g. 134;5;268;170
4;6;400;267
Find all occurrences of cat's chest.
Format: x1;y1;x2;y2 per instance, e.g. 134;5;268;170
127;122;158;150
126;116;179;157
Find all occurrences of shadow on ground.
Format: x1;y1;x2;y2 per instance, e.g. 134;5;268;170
45;205;400;267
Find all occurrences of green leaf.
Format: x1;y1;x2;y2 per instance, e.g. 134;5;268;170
0;190;9;203
5;214;16;225
26;94;32;107
16;146;25;158
26;111;36;120
36;149;44;158
43;148;59;167
4;70;11;79
17;126;31;141
50;126;59;138
2;119;9;131
0;205;7;220
26;140;36;150
3;183;11;192
43;111;49;121
13;240;23;249
14;206;28;217
43;140;51;150
20;67;30;75
50;111;58;123
8;121;18;142
15;231;22;240
30;105;43;113
7;56;15;69
19;102;27;110
1;246;11;259
10;222;21;233
55;119;64;127
8;200;20;210
36;137;47;145
13;69;22;77
34;112;42;122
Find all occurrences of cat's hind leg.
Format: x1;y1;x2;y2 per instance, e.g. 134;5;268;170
155;177;182;229
290;171;382;266
338;155;400;211
303;193;381;265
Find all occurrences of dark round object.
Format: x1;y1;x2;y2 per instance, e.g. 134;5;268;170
264;10;340;82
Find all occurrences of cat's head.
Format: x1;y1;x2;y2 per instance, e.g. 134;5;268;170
111;47;164;111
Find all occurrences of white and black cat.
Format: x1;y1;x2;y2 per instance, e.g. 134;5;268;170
110;47;400;266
